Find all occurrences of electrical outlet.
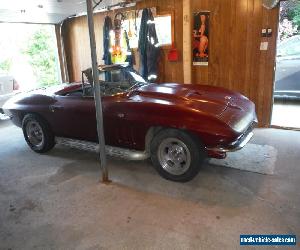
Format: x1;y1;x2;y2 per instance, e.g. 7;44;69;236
260;42;269;51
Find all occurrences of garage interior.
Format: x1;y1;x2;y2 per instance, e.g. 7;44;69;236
0;0;299;249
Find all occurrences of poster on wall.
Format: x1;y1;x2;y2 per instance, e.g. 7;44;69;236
193;11;210;66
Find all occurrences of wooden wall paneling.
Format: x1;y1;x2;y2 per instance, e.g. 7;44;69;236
245;0;255;100
190;0;278;126
182;0;192;84
227;0;236;89
249;0;262;124
169;0;183;83
216;0;226;87
62;0;184;83
262;7;279;126
233;0;247;93
210;0;219;87
62;20;73;82
257;5;268;126
55;24;67;83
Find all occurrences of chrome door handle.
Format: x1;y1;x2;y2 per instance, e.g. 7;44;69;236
50;105;64;112
117;113;125;118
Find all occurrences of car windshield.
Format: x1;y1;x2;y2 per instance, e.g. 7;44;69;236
82;66;150;97
128;71;147;84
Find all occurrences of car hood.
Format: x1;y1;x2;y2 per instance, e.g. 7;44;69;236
132;83;256;133
134;83;238;114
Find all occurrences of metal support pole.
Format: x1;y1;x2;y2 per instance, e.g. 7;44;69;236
86;0;109;183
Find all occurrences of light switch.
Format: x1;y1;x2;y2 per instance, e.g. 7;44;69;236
260;42;269;51
267;28;272;37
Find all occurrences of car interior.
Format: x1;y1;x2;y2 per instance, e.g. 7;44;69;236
62;68;134;98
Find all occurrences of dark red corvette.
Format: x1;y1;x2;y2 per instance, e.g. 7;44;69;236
3;65;257;182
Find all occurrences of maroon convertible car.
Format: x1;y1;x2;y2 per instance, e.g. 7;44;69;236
3;65;257;182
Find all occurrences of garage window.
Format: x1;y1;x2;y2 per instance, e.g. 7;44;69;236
122;11;174;49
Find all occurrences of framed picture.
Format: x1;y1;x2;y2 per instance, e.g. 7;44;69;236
193;11;210;66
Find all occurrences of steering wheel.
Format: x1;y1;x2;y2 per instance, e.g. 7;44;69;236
106;86;124;96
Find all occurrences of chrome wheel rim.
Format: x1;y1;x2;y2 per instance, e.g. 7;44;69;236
25;120;44;149
157;138;191;176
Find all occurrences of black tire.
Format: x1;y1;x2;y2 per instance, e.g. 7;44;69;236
22;114;55;153
150;129;206;182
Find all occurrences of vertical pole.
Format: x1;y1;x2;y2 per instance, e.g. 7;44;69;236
86;0;109;182
182;0;192;84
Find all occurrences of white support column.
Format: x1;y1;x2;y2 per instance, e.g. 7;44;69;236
183;0;192;84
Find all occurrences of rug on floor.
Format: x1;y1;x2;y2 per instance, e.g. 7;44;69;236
209;143;277;175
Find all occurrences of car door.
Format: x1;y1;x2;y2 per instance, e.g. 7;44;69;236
48;83;132;148
96;68;149;149
49;68;146;149
99;69;138;148
49;93;98;142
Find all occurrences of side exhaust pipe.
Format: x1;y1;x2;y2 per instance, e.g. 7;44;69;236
55;137;149;161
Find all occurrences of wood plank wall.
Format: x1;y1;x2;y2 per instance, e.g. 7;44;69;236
191;0;279;127
62;0;279;127
62;0;183;83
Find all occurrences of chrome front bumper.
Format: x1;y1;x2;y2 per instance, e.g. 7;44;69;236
207;132;254;153
207;123;256;153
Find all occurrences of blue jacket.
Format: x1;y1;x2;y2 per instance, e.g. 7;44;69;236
138;8;160;82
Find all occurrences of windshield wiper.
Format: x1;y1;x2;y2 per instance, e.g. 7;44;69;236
128;82;149;91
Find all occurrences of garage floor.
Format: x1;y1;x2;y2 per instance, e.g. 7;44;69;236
0;120;299;250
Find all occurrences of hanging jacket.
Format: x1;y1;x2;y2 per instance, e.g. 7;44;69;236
138;8;160;82
103;16;113;65
138;9;149;79
146;10;160;82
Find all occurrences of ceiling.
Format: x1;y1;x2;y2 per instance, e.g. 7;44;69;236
0;0;130;24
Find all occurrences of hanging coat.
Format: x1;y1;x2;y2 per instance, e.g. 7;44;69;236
138;8;160;82
124;30;133;66
103;16;113;65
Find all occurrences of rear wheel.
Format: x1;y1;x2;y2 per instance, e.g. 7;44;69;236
150;129;206;182
22;114;55;153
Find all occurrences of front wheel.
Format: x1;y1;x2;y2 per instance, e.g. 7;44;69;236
150;129;206;182
22;114;55;153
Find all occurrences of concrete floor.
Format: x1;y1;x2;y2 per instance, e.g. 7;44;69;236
0;120;299;250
